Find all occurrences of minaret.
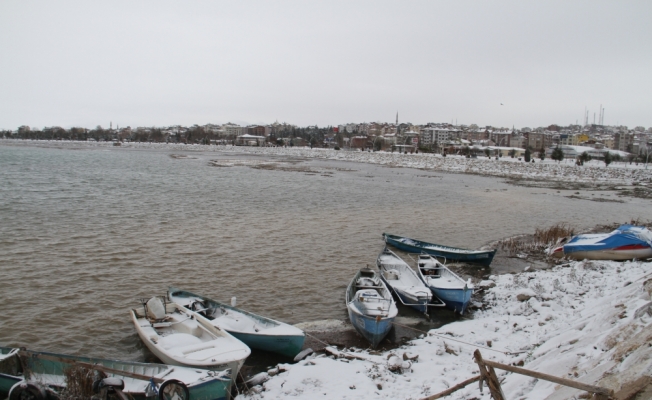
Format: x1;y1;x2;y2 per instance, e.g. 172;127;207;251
396;111;399;134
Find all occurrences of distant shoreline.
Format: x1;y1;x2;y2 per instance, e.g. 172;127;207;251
3;138;651;199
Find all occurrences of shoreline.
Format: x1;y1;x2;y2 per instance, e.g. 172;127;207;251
2;140;651;198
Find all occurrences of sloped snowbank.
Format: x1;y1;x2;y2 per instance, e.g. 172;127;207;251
240;260;652;399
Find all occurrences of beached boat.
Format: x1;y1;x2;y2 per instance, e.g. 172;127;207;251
414;254;474;314
0;346;232;400
550;224;652;261
168;288;305;358
376;247;433;314
383;233;497;266
130;297;250;374
345;268;398;348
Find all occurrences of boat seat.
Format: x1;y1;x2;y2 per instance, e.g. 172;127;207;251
423;268;441;277
384;269;400;280
356;277;379;288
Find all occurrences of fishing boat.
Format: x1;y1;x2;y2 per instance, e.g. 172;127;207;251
0;346;232;400
551;224;652;261
130;297;250;374
383;233;497;266
376;247;433;314
168;287;305;358
345;268;398;348
414;254;474;314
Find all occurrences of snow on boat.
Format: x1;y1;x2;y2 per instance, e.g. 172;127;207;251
377;247;433;314
345;268;398;348
130;297;250;375
0;346;232;400
168;287;305;358
559;224;652;261
415;254;474;314
383;233;497;266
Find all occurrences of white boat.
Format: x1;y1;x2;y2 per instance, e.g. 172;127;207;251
376;247;433;314
130;297;250;375
415;254;474;314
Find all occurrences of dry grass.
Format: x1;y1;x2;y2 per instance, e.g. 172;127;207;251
533;223;575;244
498;223;575;257
60;365;98;400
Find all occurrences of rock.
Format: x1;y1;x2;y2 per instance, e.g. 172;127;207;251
267;367;279;376
403;352;419;361
293;348;314;362
387;355;404;372
517;293;533;302
478;280;496;289
516;289;537;302
248;385;263;394
247;372;270;386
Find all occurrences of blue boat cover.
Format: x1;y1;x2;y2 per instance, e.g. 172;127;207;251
564;225;652;253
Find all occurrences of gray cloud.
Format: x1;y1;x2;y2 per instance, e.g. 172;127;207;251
1;0;650;129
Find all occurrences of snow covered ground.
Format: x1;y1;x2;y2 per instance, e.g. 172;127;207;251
241;260;652;399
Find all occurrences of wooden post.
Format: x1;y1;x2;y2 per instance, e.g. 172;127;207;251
420;375;481;400
480;357;613;397
473;350;505;400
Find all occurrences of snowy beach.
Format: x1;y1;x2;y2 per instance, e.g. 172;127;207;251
242;259;652;399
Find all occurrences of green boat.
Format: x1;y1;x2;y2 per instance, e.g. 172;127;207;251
383;233;497;266
168;287;306;358
0;346;232;400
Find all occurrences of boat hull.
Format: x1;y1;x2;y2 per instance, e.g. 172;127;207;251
0;347;231;400
384;233;496;266
428;286;472;314
565;247;652;261
227;331;304;358
347;307;394;348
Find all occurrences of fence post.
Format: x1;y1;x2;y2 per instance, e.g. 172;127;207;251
473;349;505;400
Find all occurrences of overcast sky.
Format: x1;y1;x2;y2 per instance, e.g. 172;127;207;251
1;1;650;130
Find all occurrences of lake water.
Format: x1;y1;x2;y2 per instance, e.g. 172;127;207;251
1;143;650;367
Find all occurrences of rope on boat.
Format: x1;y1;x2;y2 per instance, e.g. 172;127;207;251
391;321;528;355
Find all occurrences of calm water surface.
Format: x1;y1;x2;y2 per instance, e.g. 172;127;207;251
1;144;650;365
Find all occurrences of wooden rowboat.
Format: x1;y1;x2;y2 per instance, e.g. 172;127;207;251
130;297;250;375
376;247;433;314
0;346;232;400
383;233;497;266
415;253;474;314
168;288;306;358
345;268;398;348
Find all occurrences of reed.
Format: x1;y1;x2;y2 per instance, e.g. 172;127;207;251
60;365;97;400
498;223;574;257
533;223;574;245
